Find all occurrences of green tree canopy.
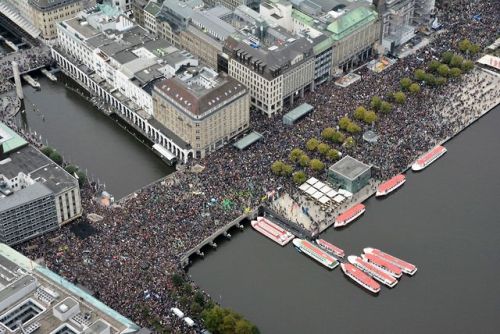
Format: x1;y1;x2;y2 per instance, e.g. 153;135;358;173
339;116;351;130
450;54;464;68
292;171;307;184
326;148;340;161
321;127;336;141
363;110;377;124
172;273;184;287
310;159;325;171
282;164;293;176
331;131;345;143
202;306;259;334
424;73;436;86
370;96;382;110
435;76;447;86
75;170;87;187
299;154;310;167
41;146;54;157
458;39;472;52
64;165;78;175
317;142;330;155
409;83;421;94
271;161;285;175
428;60;441;72
400;77;412;90
468;43;480;54
450;67;462;77
414;69;426;81
346;122;361;134
462;60;474;72
353;106;366;120
49;151;63;165
343;137;356;149
306;138;320;151
393;91;406;104
441;51;454;64
380;101;393;113
289;148;305;162
437;64;450;77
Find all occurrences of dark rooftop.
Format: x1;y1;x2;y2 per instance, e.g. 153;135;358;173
329;155;371;180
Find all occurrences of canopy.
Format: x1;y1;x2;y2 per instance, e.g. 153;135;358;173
233;131;263;150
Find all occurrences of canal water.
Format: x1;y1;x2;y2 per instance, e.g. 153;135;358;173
18;75;173;198
189;105;500;334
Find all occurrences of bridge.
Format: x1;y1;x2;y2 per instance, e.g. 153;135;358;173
179;209;258;268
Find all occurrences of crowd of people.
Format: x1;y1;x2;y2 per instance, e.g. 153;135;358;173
0;45;51;81
12;0;500;332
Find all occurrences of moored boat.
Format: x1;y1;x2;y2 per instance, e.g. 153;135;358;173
22;74;40;89
412;145;447;171
376;174;406;197
348;255;398;288
251;217;294;246
341;263;380;293
315;239;345;258
334;203;365;228
361;253;402;278
293;239;339;269
364;247;417;275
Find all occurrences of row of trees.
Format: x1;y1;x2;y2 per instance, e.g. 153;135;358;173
353;106;378;124
412;51;474;87
369;96;393;114
202;306;260;334
41;146;87;186
400;77;422;94
458;38;481;55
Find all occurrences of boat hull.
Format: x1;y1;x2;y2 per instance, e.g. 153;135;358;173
376;176;406;197
412;146;447;171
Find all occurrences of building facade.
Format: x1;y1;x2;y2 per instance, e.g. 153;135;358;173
153;68;250;158
328;156;371;193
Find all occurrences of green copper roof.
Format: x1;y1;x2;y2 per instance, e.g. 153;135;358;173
292;9;314;26
144;1;162;16
0;121;28;154
327;7;378;41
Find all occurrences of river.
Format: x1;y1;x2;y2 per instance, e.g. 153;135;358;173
18;75;174;199
188;105;500;334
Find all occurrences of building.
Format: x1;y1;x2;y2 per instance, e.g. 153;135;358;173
153;67;250;158
0;122;82;246
375;0;416;52
328;155;371;193
54;4;202;162
204;0;260;11
131;0;148;27
0;243;148;333
2;0;95;40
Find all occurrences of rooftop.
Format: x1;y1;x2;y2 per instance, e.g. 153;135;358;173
233;131;263;150
0;182;53;212
0;121;28;154
329;155;371;180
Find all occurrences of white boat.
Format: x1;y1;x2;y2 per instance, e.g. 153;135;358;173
412;145;447;171
348;255;398;288
22;74;40;89
251;217;294;246
293;239;339;269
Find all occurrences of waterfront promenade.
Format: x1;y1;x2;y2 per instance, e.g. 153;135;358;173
10;1;500;332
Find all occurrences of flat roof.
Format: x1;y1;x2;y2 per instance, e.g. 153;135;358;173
283;103;314;124
0;182;53;211
0;122;28;154
233;132;263;150
329;155;371;180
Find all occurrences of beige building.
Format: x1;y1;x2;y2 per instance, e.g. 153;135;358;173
153;68;250;159
179;26;222;70
225;35;315;116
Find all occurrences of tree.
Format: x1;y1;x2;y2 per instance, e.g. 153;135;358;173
440;51;453;64
190;302;203;316
393;91;406;104
468;43;480;55
282;164;293;176
299;154;310;167
462;60;474;72
450;67;462;77
172;273;184;288
271;161;285;175
437;64;450;77
65;165;78;175
450;54;464;68
428;60;441;72
370;96;382;111
343;136;356;149
346;122;361;134
409;83;421;94
317;143;330;155
321;127;335;141
41;146;54;157
326;148;340;161
194;291;205;306
49;151;63;165
380;101;393;113
331;131;345;144
435;76;447;86
235;320;259;334
424;73;436;86
289;148;304;162
400;77;412;90
353;106;366;120
363;110;377;124
306;138;320;151
202;306;259;334
458;39;472;52
202;306;226;333
310;159;325;171
414;69;426;81
339;116;351;130
292;171;307;184
75;170;87;187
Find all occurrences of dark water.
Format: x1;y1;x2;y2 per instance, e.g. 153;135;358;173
18;75;173;198
189;105;500;334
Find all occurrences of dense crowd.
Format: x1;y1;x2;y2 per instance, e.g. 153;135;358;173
0;45;51;81
13;1;500;332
